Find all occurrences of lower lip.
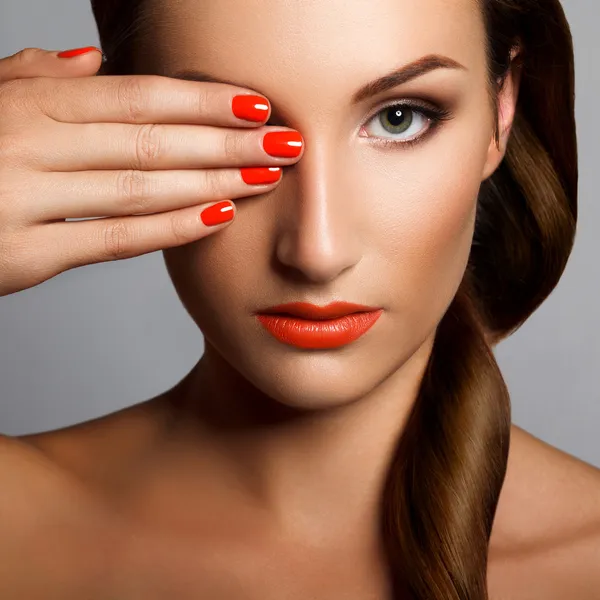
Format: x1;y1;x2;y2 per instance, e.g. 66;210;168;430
256;310;383;349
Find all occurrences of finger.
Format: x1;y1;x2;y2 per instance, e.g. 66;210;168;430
24;167;282;221
39;200;237;270
0;47;102;83
26;73;272;127
24;122;304;171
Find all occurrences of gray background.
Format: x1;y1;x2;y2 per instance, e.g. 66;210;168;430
0;0;598;466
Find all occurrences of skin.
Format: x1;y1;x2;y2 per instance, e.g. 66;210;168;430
1;0;600;598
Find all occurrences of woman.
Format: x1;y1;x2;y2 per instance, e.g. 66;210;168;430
0;0;599;598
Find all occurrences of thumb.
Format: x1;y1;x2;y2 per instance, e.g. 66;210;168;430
0;46;103;83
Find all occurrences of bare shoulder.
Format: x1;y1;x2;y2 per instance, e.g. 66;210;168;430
15;396;171;489
0;432;91;517
0;433;117;599
489;424;600;600
0;397;173;598
0;394;177;598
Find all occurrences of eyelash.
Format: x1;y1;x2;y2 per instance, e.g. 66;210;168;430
265;99;453;149
361;99;453;149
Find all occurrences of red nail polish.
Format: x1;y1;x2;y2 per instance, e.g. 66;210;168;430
263;131;304;158
57;46;102;58
201;201;235;226
240;167;282;185
232;95;270;122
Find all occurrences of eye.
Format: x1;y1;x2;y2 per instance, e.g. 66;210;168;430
359;101;452;148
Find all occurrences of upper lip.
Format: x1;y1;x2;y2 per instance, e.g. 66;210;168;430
257;301;381;320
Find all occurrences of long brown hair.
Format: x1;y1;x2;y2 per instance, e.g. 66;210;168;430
90;1;578;597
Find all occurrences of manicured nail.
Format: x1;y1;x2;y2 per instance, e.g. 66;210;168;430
232;95;270;122
201;201;235;226
240;167;282;185
263;131;304;158
57;46;102;58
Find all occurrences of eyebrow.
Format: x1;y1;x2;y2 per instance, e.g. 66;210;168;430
169;54;466;105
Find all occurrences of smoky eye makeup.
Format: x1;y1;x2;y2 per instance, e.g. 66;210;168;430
265;96;455;150
359;97;454;149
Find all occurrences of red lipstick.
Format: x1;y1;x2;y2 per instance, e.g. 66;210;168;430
255;301;383;349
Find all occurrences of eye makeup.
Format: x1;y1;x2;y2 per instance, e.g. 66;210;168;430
359;98;454;149
265;97;454;150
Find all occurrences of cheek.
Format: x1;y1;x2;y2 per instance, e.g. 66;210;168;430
163;211;272;329
352;143;483;321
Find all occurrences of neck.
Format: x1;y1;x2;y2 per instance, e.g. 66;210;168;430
159;335;435;544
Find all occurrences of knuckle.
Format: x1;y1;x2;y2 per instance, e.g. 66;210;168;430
14;47;43;65
201;168;228;200
0;133;26;165
134;123;162;168
222;130;245;161
0;78;26;110
0;228;27;273
0;133;15;159
0;229;14;261
0;79;40;132
0;176;16;221
194;88;210;119
116;76;149;122
168;211;196;245
116;169;152;213
102;220;134;260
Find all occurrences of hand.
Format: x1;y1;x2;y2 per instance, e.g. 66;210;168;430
0;47;304;296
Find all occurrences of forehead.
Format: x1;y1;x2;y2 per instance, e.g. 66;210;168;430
147;0;485;98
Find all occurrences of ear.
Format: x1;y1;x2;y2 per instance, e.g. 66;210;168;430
481;48;523;181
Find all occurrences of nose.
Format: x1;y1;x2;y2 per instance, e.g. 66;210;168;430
274;139;363;284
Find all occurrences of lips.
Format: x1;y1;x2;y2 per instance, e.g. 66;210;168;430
255;302;383;349
257;301;379;320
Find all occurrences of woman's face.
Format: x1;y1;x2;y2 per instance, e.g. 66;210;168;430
155;0;512;409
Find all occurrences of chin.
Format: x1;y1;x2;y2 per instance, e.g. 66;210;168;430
206;315;431;413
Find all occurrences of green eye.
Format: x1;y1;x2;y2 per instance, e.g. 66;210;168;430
379;105;414;134
360;100;452;148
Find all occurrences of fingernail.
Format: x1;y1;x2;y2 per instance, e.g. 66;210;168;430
263;131;304;158
201;201;235;226
57;46;102;58
241;167;282;185
232;95;270;122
